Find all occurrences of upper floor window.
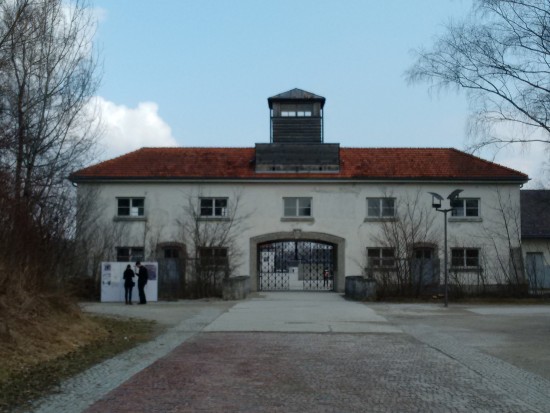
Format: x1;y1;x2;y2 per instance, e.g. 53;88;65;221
117;246;144;262
200;198;228;217
451;248;480;268
284;197;312;217
451;198;479;217
367;198;395;218
117;197;144;217
367;248;396;268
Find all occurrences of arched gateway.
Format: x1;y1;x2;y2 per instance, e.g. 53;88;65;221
250;232;345;292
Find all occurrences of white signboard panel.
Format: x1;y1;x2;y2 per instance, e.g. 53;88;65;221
101;262;158;303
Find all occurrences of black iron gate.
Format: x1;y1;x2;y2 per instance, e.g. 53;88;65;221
258;240;335;291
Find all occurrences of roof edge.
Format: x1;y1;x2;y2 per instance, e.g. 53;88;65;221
68;176;529;184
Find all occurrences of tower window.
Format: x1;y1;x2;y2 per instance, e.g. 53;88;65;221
281;110;312;117
279;104;313;117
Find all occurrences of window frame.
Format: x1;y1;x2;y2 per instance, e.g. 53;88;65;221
367;247;396;268
451;198;480;218
451;248;480;269
283;197;312;217
199;197;229;218
366;197;396;219
163;247;180;259
279;103;314;117
117;197;145;217
116;246;144;262
197;247;228;269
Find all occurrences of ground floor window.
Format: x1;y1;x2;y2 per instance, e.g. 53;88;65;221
367;248;396;268
198;247;228;268
451;248;480;268
117;247;144;262
163;247;180;259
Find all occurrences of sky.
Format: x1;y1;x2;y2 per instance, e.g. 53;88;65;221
90;0;548;187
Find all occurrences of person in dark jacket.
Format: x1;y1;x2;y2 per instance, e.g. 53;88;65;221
323;269;330;287
136;261;148;304
123;264;135;305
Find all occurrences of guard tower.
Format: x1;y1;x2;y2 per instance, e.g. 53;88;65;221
255;88;340;172
268;88;325;143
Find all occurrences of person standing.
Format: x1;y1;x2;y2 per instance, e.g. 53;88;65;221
136;261;148;304
323;269;330;288
123;264;135;305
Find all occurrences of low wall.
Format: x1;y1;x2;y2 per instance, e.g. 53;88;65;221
345;276;377;300
222;276;250;300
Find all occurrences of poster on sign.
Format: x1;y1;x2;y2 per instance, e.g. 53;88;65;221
100;262;158;302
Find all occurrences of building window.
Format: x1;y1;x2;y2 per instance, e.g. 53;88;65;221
163;247;180;259
200;198;228;217
451;198;479;217
367;198;395;218
198;247;228;268
117;198;144;217
117;247;144;262
284;197;312;217
280;104;313;117
451;248;480;268
281;110;312;117
367;248;396;268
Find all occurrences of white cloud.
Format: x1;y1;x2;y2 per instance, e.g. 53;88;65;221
91;96;179;160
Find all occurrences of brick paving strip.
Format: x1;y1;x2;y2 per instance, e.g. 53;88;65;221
29;306;230;413
82;332;546;413
28;296;550;413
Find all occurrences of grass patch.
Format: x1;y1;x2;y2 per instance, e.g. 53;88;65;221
0;314;161;413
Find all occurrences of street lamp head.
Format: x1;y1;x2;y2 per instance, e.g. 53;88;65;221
428;192;443;209
447;189;463;201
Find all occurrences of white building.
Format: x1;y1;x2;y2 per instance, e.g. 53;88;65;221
70;89;528;296
521;190;550;294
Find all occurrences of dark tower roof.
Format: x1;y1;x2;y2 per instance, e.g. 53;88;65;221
268;88;326;109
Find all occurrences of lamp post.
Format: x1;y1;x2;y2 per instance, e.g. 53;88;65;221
428;189;462;308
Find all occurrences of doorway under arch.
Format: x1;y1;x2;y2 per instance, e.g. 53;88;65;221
250;231;345;292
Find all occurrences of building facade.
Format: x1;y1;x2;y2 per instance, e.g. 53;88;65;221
70;89;528;295
521;190;550;294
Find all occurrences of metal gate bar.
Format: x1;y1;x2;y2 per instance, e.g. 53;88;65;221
258;240;334;291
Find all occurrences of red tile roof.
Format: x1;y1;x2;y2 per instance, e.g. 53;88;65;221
69;147;528;182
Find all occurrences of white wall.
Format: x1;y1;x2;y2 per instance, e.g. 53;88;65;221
78;180;522;291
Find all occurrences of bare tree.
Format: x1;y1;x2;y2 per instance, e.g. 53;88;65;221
362;189;438;298
0;0;100;300
476;187;527;295
407;0;550;153
177;189;250;298
67;185;129;298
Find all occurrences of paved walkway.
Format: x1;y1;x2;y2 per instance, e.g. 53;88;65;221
29;293;550;413
29;300;234;413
